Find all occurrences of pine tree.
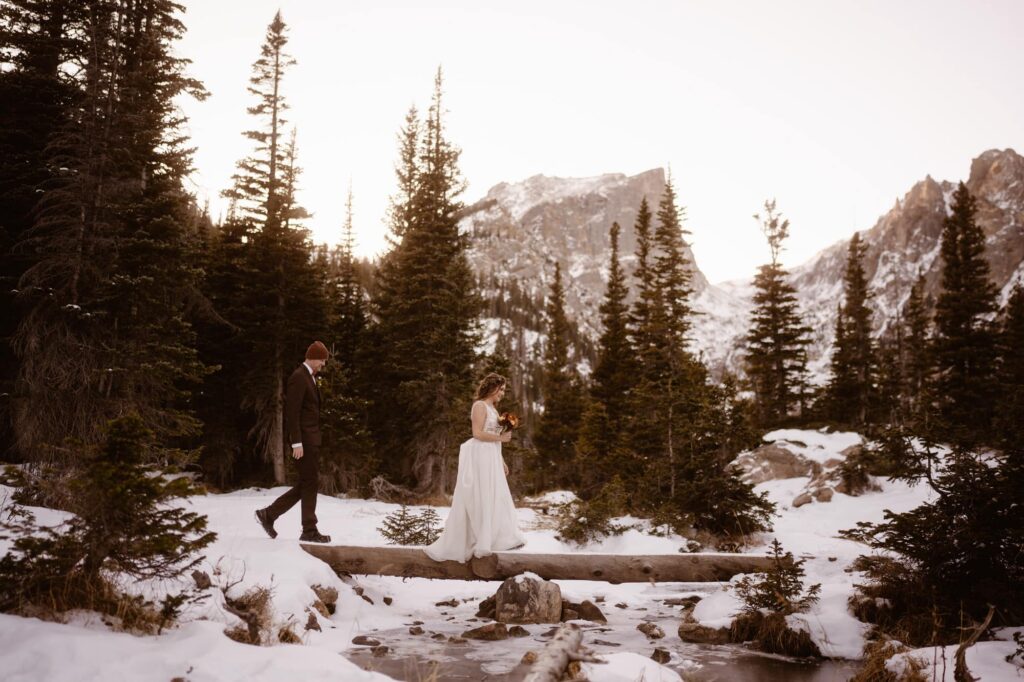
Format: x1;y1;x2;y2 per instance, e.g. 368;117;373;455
412;508;442;545
995;284;1024;455
744;200;812;426
535;262;583;488
10;0;208;461
629;197;658;361
0;1;82;457
0;415;216;614
902;274;933;430
377;504;419;545
647;176;699;497
874;329;905;428
212;12;329;483
824;233;876;426
932;182;998;446
369;68;480;495
577;222;638;492
318;187;375;495
734;540;821;615
332;186;367;369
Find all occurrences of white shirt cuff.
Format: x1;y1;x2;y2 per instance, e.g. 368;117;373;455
291;443;302;448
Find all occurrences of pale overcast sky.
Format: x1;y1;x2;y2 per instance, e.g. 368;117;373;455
176;0;1023;283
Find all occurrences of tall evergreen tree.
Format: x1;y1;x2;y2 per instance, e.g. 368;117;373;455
318;187;374;495
646;177;699;497
370;68;480;495
932;182;998;446
534;262;583;488
0;0;82;457
824;233;876;426
331;186;366;368
744;200;811;426
576;222;637;492
995;284;1024;454
629;197;657;358
209;11;328;483
902;274;933;430
10;0;208;461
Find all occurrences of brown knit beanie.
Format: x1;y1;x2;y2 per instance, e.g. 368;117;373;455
305;340;330;360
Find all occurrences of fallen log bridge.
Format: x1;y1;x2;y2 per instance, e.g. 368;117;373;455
300;544;775;582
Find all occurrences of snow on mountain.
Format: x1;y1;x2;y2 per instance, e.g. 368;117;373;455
783;148;1024;382
462;168;708;343
464;149;1024;385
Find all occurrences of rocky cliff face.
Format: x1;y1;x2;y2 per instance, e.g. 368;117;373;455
784;147;1024;379
461;168;708;344
463;149;1024;384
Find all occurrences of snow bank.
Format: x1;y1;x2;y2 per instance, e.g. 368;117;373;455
887;641;1021;681
0;615;390;682
762;428;863;464
691;429;936;659
581;651;686;682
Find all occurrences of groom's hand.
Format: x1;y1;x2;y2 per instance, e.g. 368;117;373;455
292;445;304;460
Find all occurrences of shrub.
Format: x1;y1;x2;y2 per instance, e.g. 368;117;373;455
378;505;442;545
733;539;821;615
554;477;628;545
842;445;1024;644
0;416;216;624
729;611;820;657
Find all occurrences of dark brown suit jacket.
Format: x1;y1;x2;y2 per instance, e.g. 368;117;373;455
285;363;321;447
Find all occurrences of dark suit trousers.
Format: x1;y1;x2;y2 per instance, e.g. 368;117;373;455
265;444;319;532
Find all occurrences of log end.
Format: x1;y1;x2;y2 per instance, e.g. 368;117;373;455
470;553;500;579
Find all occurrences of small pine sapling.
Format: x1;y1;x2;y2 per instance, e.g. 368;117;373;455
734;539;821;615
413;508;442;545
378;505;420;545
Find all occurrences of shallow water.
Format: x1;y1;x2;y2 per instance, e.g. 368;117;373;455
344;626;859;681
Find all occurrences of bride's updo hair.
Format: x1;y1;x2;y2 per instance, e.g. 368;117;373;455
475;373;507;401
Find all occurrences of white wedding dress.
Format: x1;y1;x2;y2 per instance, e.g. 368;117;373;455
424;401;526;562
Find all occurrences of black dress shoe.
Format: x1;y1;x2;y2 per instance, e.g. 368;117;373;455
255;508;277;539
299;530;331;543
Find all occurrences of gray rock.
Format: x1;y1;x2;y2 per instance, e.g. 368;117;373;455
792;492;813;508
813;487;834;502
495;574;562;624
352;635;380;646
678;621;730;644
476;595;496;619
732;443;820;485
508;625;530;638
463;623;509;641
637;622;665;639
577;600;607;623
651;648;671;664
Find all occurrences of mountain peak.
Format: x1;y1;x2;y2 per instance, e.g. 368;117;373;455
969;148;1024;191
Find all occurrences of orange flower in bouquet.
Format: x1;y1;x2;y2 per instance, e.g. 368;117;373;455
498;412;519;434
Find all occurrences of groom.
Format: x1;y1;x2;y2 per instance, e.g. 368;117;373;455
255;341;332;543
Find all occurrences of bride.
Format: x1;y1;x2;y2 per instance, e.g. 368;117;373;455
425;373;526;562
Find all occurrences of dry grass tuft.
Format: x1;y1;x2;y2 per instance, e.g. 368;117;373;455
849;639;928;682
223;586;273;645
729;611;821;658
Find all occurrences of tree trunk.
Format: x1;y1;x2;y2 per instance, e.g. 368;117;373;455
525;623;585;682
272;343;285;484
300;544;777;583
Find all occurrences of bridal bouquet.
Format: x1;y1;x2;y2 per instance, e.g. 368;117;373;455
498;412;520;434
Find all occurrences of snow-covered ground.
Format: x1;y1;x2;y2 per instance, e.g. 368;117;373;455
1;428;1019;680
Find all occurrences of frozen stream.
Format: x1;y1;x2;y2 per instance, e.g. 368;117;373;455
340;580;859;681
